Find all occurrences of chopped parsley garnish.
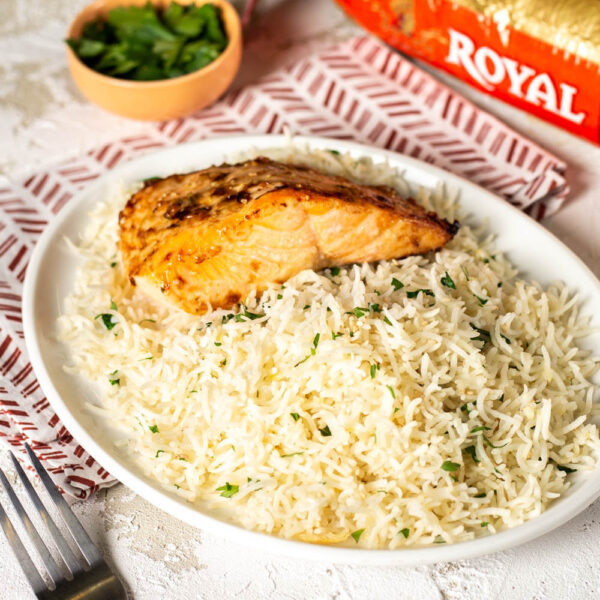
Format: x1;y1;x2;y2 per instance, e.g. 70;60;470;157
332;331;342;339
95;313;117;330
350;528;365;543
110;261;117;268
216;482;239;498
482;434;508;449
497;281;503;287
470;323;491;343
474;294;488;306
464;445;479;463
400;528;410;539
214;342;222;346
386;385;396;399
441;460;460;472
242;309;265;320
374;289;381;296
500;333;511;344
303;305;310;310
482;258;490;264
290;412;300;421
329;266;340;276
370;363;379;379
109;370;120;386
281;451;304;458
222;314;234;323
369;303;382;313
149;425;159;433
462;266;470;281
470;426;491;434
319;425;332;437
391;278;404;290
110;300;118;311
353;307;369;318
556;464;577;473
139;318;156;324
474;492;486;498
294;355;310;367
440;272;456;289
460;403;472;414
434;535;446;544
383;316;392;326
328;149;341;155
277;294;283;299
312;333;320;352
139;355;153;361
406;289;434;299
393;406;399;414
155;449;164;458
481;521;488;527
496;393;504;402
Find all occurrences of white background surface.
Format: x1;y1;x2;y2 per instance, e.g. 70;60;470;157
1;0;600;598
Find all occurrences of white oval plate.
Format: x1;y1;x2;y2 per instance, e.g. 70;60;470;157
23;135;600;565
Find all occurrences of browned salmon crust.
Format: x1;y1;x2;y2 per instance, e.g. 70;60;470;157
119;157;458;315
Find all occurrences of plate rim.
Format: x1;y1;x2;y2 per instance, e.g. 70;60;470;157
22;133;600;565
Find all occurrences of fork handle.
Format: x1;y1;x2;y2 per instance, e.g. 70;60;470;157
38;562;127;600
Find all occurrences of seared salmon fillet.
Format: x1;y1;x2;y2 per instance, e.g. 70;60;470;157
119;157;457;315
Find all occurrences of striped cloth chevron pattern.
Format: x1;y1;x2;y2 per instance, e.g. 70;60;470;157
0;35;568;498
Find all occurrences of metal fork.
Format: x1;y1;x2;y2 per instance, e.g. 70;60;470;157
0;444;127;599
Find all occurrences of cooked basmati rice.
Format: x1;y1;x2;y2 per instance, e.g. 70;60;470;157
57;145;600;548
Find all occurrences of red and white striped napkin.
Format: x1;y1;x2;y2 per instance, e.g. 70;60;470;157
0;35;569;498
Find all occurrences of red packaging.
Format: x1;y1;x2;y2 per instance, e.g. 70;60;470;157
335;0;600;144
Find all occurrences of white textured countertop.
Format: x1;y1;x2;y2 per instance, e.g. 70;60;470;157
1;1;600;598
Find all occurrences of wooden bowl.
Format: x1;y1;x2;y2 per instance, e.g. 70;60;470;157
66;0;242;121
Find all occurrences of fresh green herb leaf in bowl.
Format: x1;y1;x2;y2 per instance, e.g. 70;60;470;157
66;2;228;81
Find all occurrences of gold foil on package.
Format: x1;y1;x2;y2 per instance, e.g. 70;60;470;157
454;0;600;64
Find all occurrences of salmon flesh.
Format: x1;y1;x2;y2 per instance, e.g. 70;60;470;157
119;157;458;315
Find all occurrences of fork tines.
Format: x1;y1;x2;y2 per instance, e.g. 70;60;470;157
0;443;124;599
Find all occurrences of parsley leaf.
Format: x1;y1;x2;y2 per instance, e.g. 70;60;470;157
351;528;365;543
369;303;382;313
370;363;379;379
556;464;577;473
319;425;332;437
281;451;304;458
95;313;117;330
383;316;392;325
290;412;300;421
353;307;369;318
440;272;456;289
441;460;460;472
464;445;479;463
482;434;508;449
313;333;320;350
149;425;159;433
481;521;489;527
329;266;340;276
216;482;239;498
400;528;410;539
110;300;118;311
391;278;404;290
474;294;488;306
406;289;434;299
470;426;491;434
155;449;164;458
386;385;396;399
470;323;491;343
109;369;120;386
332;331;342;339
500;333;511;344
